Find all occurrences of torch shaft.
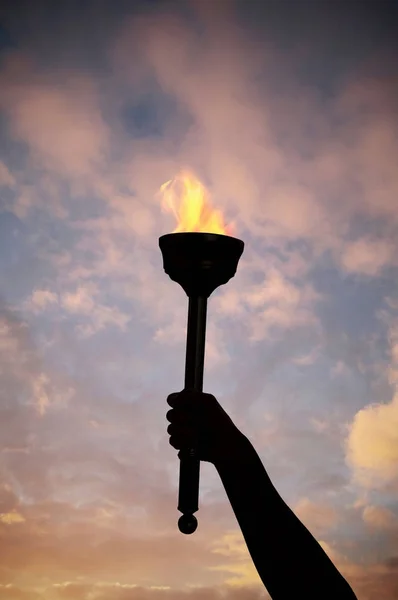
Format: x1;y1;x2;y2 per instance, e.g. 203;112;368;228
177;295;208;519
184;296;208;390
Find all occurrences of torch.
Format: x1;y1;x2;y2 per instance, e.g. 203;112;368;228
158;172;244;534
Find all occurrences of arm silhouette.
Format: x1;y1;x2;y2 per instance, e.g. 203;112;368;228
214;437;357;599
166;388;357;600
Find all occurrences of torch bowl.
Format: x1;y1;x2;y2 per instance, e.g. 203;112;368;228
159;232;244;298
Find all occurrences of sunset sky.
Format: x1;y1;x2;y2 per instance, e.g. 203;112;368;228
0;0;398;598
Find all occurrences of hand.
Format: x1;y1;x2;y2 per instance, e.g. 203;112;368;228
166;388;249;465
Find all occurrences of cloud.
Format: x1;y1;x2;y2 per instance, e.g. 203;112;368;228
209;530;262;587
0;584;44;599
0;58;109;179
0;582;270;600
0;508;25;525
0;302;76;518
293;346;322;366
244;268;320;342
0;484;19;515
0;303;51;423
28;290;58;312
26;285;131;337
30;372;51;416
362;505;398;530
294;497;340;534
346;393;398;488
0;161;15;187
346;310;398;488
211;264;320;345
61;285;131;335
340;238;395;276
317;541;398;600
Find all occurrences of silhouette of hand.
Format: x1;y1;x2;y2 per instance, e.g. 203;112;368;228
166;388;249;465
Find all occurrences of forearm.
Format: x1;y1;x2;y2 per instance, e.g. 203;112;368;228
214;435;357;600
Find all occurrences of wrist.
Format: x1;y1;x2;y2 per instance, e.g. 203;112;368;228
213;431;256;469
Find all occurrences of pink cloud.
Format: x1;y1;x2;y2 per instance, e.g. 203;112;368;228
0;161;15;187
340;238;395;276
0;55;109;179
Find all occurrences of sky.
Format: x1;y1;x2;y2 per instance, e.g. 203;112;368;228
0;0;398;598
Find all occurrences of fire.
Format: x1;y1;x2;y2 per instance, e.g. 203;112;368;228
159;170;232;235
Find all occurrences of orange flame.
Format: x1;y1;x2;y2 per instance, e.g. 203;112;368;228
160;170;232;235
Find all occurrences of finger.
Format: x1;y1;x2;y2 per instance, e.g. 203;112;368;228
169;435;180;450
167;423;176;435
168;389;214;404
181;389;216;413
167;390;216;424
167;423;195;437
173;390;206;414
166;407;194;424
167;391;194;410
168;426;197;447
169;435;196;450
167;390;200;407
173;388;202;403
167;392;180;408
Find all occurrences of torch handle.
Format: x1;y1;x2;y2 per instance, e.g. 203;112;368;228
177;295;208;534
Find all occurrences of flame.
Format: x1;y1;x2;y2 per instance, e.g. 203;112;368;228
159;170;232;235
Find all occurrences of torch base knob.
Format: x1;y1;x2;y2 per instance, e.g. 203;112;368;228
178;513;198;535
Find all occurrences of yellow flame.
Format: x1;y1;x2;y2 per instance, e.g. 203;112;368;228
159;170;232;235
